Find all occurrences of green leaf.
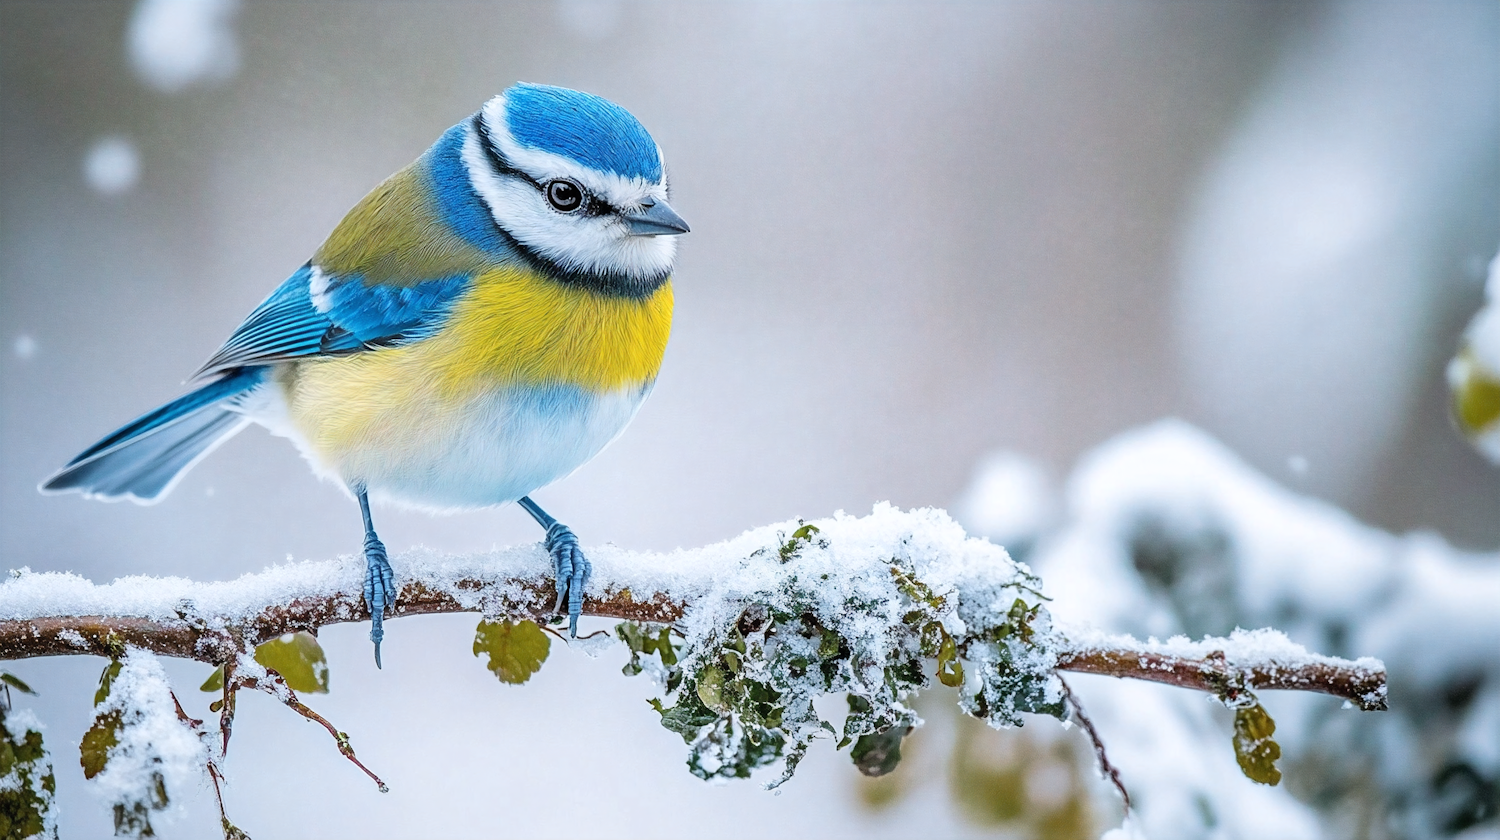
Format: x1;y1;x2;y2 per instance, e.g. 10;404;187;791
254;631;330;694
654;627;679;667
685;716;786;780
696;666;727;712
1232;702;1282;785
112;772;168;838
0;706;54;839
80;709;123;780
473;619;550;685
0;671;36;695
851;725;911;777
650;692;719;743
918;621;944;656
94;660;122;706
889;564;947;612
201;632;331;694
936;629;964;688
818;628;842;660
778;522;823;563
617;622;680;675
617;621;649;653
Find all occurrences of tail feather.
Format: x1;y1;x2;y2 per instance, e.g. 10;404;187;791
41;368;265;504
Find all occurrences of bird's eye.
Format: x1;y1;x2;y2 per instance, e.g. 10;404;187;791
546;180;583;212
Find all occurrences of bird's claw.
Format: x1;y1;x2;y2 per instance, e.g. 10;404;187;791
362;532;395;668
543;522;590;637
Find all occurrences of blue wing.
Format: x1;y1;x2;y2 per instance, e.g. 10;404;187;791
196;263;471;377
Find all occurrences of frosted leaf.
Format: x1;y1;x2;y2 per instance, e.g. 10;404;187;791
0;704;55;839
623;505;1061;785
1029;419;1498;837
87;650;206;838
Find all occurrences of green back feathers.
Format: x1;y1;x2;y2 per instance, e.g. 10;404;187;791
314;162;493;286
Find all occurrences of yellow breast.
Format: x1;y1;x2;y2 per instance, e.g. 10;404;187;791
276;268;672;460
430;265;674;395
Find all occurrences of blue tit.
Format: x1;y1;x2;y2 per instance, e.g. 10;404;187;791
41;83;690;665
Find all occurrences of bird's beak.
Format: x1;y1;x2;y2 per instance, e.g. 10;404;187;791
622;197;690;236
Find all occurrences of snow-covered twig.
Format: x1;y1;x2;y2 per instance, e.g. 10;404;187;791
1054;628;1387;711
0;578;673;664
1;507;1391;839
0;521;1385;711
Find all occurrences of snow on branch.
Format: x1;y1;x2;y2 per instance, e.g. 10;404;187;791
0;505;1386;837
0;508;1388;712
0;557;1386;712
1055;628;1386;711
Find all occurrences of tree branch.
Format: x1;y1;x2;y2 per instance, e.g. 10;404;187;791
0;568;1385;710
1053;633;1388;711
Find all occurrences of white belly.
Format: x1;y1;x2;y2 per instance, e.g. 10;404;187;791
238;379;652;511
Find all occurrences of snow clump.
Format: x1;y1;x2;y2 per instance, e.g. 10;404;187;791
616;504;1062;786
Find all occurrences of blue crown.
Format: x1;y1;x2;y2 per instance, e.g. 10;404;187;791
503;83;662;183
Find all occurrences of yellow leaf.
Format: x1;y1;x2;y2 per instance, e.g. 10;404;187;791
1233;702;1282;786
473;620;550;685
79;710;122;780
937;629;965;688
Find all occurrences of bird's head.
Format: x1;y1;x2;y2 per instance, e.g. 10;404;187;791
463;83;687;296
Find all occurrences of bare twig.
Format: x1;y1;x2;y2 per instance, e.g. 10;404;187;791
1059;675;1131;812
235;669;388;793
169;689;243;840
219;656;237;758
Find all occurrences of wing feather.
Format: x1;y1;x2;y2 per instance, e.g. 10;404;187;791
196;263;470;377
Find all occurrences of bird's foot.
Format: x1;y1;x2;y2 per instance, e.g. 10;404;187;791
362;532;395;668
543;522;590;637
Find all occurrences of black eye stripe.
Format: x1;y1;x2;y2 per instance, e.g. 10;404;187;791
473;117;618;217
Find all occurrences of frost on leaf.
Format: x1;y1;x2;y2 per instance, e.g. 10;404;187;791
622;506;1061;787
1232;702;1282;786
617;622;680;690
79;711;120;780
0;689;55;840
956;597;1065;723
201;631;330;695
84;650;206;839
849;698;911;778
473;619;550;685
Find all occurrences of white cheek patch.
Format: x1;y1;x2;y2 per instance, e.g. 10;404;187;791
462;112;677;281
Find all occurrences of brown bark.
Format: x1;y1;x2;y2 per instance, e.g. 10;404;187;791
0;575;1385;710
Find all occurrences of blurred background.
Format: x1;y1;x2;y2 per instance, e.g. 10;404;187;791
2;1;1498;837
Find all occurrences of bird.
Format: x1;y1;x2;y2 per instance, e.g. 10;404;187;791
40;83;689;666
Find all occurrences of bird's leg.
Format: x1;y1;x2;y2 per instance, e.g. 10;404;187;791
357;488;395;668
516;496;590;637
